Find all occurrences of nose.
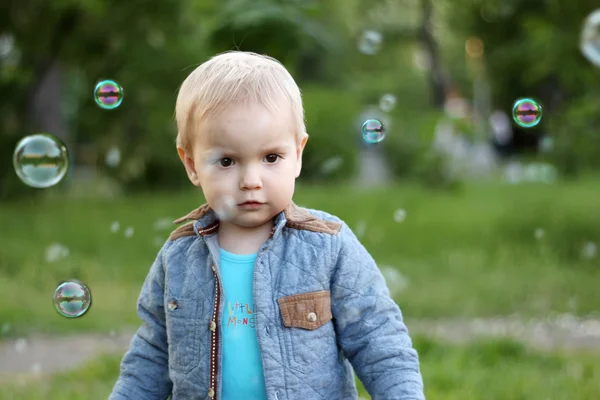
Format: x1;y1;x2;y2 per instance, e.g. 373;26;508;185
239;165;262;190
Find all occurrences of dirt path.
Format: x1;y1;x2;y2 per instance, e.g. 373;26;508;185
1;315;599;381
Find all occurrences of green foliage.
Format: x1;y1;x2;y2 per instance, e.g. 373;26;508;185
440;0;600;174
545;95;600;176
299;86;362;182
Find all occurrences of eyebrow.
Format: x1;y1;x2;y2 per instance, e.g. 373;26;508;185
207;144;293;155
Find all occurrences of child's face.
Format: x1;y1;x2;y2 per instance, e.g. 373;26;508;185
179;101;308;229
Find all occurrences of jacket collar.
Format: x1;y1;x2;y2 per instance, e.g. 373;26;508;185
172;201;316;240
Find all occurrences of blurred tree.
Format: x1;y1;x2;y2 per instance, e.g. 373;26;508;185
438;0;600;173
0;0;205;198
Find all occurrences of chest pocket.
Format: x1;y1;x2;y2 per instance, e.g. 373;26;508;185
277;290;337;373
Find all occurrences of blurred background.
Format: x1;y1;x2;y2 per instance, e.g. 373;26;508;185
1;0;600;398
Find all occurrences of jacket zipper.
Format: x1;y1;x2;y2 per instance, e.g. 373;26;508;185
208;263;220;399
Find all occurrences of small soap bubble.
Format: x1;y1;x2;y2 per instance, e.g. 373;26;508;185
53;280;92;318
0;33;15;58
538;136;554;153
45;243;70;263
153;218;173;231
580;9;600;67
380;265;409;297
582;241;597;260
512;98;542;128
13;133;69;188
31;362;42;375
358;30;382;55
124;226;135;238
105;146;121;168
361;119;385;144
214;195;236;221
321;156;343;174
14;338;27;353
94;80;124;110
110;221;120;233
534;228;545;240
393;209;406;223
379;94;397;113
355;220;367;239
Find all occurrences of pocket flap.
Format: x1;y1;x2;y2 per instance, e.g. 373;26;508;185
277;290;332;330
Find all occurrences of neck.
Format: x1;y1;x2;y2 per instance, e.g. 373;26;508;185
217;219;274;254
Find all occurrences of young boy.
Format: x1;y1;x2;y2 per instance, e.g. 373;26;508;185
109;51;425;400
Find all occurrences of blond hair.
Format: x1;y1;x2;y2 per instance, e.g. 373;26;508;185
175;51;306;153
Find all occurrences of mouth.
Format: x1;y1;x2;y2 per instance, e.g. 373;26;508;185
238;201;264;205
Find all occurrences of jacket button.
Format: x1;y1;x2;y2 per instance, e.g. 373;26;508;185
167;300;178;311
210;320;217;331
212;264;216;272
307;312;317;322
208;387;215;398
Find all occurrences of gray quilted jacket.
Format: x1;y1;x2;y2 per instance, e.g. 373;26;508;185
109;202;425;400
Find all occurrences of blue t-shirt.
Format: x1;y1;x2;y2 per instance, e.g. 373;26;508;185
219;248;268;400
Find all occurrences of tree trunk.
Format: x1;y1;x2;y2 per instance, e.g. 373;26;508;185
28;60;69;143
419;0;447;108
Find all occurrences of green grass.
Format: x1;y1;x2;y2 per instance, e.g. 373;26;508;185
1;337;599;400
1;178;599;398
1;178;599;338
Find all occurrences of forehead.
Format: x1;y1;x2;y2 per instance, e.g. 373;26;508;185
198;102;295;151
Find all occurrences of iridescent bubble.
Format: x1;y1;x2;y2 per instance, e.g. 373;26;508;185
512;98;542;128
379;94;397;113
94;80;124;110
580;9;600;68
358;30;382;55
53;280;92;318
13;133;69;188
361;119;385;144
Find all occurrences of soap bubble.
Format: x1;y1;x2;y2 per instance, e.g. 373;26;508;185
512;98;542;128
45;243;70;263
321;156;343;175
393;209;406;223
105;146;121;167
94;80;124;110
361;119;385;144
53;280;92;318
534;228;545;240
124;226;135;238
379;94;397;112
580;9;600;67
582;241;597;260
358;30;382;55
213;195;236;221
13;133;69;188
110;221;120;233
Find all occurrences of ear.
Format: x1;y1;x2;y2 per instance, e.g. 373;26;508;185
177;146;202;187
295;133;309;178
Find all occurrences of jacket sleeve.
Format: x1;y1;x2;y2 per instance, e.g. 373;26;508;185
109;243;173;399
330;223;425;400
